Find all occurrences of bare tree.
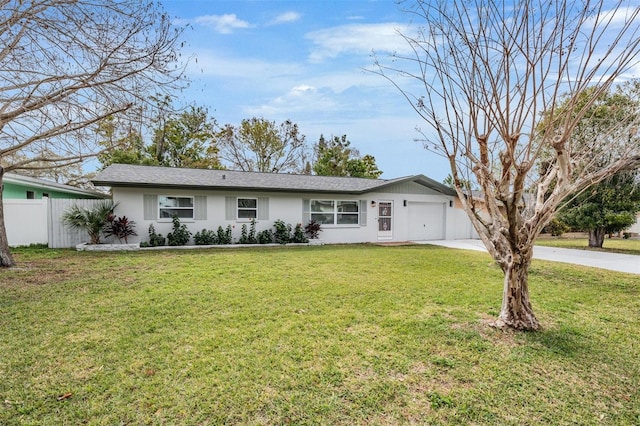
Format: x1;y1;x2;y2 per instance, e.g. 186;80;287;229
0;0;186;267
373;0;640;330
216;118;310;173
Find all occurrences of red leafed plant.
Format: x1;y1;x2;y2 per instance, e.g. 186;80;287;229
103;214;138;244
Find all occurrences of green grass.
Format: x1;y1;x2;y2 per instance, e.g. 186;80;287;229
536;236;640;255
1;245;639;425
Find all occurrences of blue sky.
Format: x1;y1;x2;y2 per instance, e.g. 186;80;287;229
161;0;450;180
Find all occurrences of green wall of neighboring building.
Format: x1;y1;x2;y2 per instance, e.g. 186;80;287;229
3;182;97;200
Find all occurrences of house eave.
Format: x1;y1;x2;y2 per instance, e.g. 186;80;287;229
373;175;457;196
5;173;107;198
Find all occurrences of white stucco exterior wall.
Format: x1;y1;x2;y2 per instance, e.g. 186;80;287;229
111;185;471;245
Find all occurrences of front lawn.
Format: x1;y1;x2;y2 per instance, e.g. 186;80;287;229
536;236;640;255
1;245;638;425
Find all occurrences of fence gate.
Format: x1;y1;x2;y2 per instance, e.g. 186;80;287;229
48;199;105;249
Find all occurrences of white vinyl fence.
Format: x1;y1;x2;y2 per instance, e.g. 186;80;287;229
4;199;49;246
5;198;105;248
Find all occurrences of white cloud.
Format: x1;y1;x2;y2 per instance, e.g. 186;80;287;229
194;14;251;34
306;23;413;63
304;70;392;93
290;84;316;94
245;84;337;117
184;49;303;80
586;6;640;28
241;70;407;122
269;11;302;25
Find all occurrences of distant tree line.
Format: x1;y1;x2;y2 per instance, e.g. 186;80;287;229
97;96;383;179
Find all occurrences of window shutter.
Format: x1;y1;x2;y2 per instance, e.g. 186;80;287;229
359;200;367;226
303;199;310;223
225;196;235;220
258;197;269;220
143;194;158;220
194;196;207;220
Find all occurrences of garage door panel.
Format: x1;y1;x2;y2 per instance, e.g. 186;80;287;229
408;202;444;240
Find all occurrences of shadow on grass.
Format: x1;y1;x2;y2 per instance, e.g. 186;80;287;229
524;326;591;357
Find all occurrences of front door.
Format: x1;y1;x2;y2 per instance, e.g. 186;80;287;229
377;201;393;240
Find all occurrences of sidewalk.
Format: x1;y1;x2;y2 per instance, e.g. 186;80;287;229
420;239;640;275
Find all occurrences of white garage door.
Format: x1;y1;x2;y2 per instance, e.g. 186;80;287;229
408;202;445;240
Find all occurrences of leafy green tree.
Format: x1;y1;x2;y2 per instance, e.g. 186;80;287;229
148;106;222;169
349;155;383;179
559;172;640;247
97;115;156;168
98;104;222;170
541;82;640;247
216;118;309;173
313;135;382;178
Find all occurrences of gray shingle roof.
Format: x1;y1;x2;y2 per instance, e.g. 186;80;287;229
92;164;455;195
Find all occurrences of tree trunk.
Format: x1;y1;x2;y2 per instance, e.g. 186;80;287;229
495;258;540;331
588;228;606;248
0;172;17;268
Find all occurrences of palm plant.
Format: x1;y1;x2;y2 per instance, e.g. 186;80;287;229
62;201;118;244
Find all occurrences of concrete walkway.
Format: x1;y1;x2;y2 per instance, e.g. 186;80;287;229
418;239;640;275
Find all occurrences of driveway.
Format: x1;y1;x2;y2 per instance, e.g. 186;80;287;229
418;239;640;275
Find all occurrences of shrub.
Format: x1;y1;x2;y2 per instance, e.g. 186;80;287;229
167;216;191;246
545;218;570;237
103;214;137;243
216;226;227;244
291;223;308;243
194;229;217;245
215;225;233;245
304;220;322;239
247;219;258;244
238;220;258;244
273;219;292;245
257;229;273;244
146;224;166;247
239;223;249;244
226;225;234;244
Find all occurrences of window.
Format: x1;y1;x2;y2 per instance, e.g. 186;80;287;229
336;200;359;225
26;191;35;199
237;198;257;220
311;200;360;225
158;196;194;220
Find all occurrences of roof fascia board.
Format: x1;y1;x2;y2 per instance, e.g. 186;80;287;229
5;173;106;198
